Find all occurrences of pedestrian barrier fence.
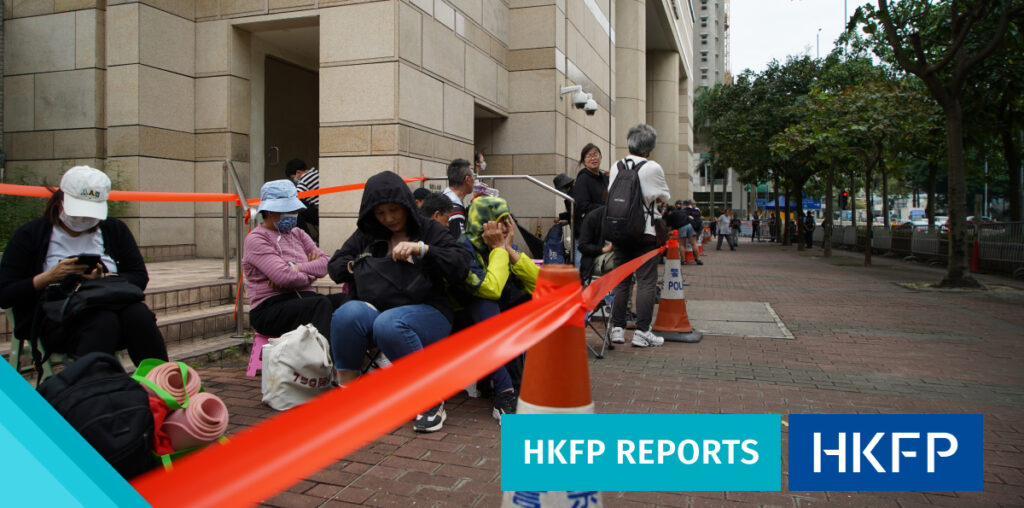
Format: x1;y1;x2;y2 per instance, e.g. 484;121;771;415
819;222;1024;276
130;245;666;508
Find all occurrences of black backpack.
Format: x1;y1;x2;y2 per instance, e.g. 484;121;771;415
604;159;651;243
38;352;155;479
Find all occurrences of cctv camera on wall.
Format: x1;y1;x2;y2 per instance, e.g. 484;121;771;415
572;91;589;109
584;98;598;115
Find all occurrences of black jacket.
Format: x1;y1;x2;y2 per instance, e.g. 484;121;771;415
571;168;608;237
0;218;149;340
328;171;470;323
577;206;606;281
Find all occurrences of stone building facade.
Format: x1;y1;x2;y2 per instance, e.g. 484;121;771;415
3;0;695;258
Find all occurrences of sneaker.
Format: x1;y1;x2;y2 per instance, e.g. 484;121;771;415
695;259;704;265
610;327;626;344
492;390;517;423
413;402;446;433
632;328;665;347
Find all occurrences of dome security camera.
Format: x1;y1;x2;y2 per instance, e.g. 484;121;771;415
584;98;598;115
572;91;589;109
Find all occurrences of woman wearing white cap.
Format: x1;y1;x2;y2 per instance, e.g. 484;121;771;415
0;166;168;365
242;180;338;340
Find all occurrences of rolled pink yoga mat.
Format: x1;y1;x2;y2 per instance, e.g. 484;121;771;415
143;362;202;405
162;393;230;451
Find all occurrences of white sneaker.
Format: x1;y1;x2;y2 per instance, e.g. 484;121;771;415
632;328;665;347
610;327;626;344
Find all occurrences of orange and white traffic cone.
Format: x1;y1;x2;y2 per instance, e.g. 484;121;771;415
502;264;602;508
684;242;696;263
652;236;702;343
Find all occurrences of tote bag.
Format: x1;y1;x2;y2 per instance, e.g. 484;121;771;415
261;324;333;411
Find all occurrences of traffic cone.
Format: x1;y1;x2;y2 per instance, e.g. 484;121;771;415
684;242;696;263
652;236;702;343
502;264;602;508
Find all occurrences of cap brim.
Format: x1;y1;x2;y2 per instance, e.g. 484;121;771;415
63;194;108;220
258;196;306;213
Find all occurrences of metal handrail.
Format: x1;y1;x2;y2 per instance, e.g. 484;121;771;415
421;174;577;260
224;160;250;337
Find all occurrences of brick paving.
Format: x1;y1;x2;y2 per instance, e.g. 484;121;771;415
192;241;1024;507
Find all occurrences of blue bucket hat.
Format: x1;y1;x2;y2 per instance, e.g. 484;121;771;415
257;179;306;213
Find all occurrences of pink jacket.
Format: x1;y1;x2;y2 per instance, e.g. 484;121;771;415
242;224;328;309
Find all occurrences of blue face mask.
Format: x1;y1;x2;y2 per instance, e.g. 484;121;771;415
275;213;298;234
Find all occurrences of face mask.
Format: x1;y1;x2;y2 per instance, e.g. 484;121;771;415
275;213;299;234
60;211;100;232
479;161;487;171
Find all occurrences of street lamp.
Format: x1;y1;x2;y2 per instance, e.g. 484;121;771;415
817;28;822;58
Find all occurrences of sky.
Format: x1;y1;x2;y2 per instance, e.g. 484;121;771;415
728;0;855;76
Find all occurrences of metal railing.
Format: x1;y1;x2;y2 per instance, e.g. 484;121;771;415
420;174;576;258
223;160;251;337
824;222;1024;276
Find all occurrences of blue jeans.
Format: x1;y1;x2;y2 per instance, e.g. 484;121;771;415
330;301;451;371
470;299;514;393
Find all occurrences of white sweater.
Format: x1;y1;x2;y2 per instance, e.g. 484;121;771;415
608;155;671;236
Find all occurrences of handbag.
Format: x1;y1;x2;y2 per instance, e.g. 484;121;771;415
41;275;145;324
261;324;334;411
653;217;669;246
351;241;433;310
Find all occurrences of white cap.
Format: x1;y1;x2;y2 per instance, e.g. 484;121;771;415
60;166;110;220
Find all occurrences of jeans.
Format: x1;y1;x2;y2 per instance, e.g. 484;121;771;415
717;232;735;250
470;299;514;392
330;301;451;371
610;235;659;331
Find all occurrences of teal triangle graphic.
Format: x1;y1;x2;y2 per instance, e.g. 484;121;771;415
0;361;151;507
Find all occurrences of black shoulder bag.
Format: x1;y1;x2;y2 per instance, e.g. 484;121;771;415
350;241;433;311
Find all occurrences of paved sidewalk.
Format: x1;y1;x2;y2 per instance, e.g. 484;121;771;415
194;241;1024;508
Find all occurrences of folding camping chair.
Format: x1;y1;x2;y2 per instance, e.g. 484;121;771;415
583;278;615;359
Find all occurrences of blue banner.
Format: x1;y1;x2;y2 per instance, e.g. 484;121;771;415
501;414;781;491
788;414;983;491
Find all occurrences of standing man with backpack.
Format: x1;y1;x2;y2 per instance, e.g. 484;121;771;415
604;124;671;348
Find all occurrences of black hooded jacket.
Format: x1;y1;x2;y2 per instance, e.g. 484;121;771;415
328;171;470;322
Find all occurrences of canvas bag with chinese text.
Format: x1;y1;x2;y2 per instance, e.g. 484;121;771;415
261;324;333;411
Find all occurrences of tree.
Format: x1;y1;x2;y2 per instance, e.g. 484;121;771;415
854;0;1024;287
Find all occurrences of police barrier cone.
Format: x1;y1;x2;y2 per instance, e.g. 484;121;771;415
684;242;696;263
502;264;601;508
652;236;702;343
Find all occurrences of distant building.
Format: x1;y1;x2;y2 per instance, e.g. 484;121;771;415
691;0;745;216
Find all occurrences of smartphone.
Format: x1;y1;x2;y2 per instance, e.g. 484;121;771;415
73;254;102;268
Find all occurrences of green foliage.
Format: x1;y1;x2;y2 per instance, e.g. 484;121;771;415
0;175;47;251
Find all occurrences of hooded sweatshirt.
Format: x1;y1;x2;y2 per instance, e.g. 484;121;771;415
328;171;470;322
457;197;539;301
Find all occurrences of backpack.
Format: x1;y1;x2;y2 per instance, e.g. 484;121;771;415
543;223;566;264
604;159;651;243
687;208;704;232
37;352;156;479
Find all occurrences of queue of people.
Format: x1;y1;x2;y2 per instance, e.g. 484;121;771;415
1;127;698;435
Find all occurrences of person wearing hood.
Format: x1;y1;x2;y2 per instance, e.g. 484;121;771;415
243;180;335;341
328;171;470;433
456;197;539;422
0;166;168;365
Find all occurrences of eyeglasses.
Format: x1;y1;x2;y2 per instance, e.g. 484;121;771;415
584;153;601;160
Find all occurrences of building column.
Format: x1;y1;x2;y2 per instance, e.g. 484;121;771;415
614;0;646;161
678;75;694;200
645;51;679;199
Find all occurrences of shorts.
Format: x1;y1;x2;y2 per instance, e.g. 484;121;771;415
676;224;698;238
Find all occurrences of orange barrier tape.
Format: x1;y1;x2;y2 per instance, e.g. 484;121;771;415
0;177;426;205
580;246;665;310
131;282;582;508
